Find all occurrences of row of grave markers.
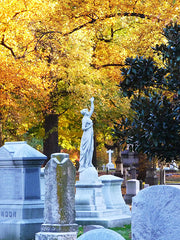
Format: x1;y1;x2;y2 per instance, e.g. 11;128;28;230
0;142;180;240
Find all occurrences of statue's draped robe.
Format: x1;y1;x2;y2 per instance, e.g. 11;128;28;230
79;116;94;172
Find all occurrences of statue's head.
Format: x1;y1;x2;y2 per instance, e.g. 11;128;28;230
81;109;89;116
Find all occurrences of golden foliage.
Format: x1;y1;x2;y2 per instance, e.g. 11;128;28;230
0;0;179;148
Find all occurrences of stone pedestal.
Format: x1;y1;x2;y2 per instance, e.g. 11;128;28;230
99;175;130;215
0;141;47;240
124;179;140;205
75;168;131;228
36;153;78;240
75;167;106;212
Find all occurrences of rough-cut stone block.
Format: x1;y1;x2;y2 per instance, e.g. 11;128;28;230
77;229;125;240
44;153;76;225
36;153;78;240
132;185;180;240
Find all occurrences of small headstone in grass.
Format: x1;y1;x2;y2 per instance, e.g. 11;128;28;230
77;228;125;240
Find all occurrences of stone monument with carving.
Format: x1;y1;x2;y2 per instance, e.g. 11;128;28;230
36;153;78;240
0;141;47;240
75;98;131;227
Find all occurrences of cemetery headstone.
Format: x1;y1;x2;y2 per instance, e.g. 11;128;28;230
106;149;115;170
145;167;158;185
130;166;136;179
0;141;47;240
36;153;78;240
124;179;140;204
102;164;106;171
114;151;123;178
132;185;180;240
99;175;130;214
77;228;126;240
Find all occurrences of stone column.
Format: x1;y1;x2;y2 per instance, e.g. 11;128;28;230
36;153;78;240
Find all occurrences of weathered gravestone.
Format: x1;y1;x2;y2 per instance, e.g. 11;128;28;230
0;141;47;240
132;185;180;240
124;179;140;205
77;228;125;240
36;153;78;240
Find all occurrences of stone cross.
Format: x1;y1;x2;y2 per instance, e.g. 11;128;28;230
106;149;115;170
107;149;113;164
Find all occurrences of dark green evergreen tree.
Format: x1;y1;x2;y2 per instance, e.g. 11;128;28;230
113;22;180;163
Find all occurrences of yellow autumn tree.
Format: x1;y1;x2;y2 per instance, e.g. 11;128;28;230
0;0;179;162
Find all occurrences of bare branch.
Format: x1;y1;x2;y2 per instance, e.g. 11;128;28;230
91;63;124;69
1;35;16;58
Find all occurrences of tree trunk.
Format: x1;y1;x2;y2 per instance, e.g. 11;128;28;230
92;134;97;168
43;114;60;165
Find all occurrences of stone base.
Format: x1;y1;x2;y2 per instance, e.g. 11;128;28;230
0;201;44;240
75;174;131;228
0;219;43;240
76;210;131;228
35;232;77;240
41;223;78;233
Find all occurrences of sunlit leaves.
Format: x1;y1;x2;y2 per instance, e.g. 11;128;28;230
0;0;180;151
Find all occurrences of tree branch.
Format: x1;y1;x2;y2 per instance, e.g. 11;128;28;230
90;63;124;69
1;35;16;58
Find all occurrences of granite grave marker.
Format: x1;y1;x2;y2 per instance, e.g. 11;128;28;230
0;141;47;240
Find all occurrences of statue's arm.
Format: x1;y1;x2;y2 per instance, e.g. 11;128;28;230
89;97;94;118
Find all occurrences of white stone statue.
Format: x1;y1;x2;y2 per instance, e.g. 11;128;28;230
79;97;94;172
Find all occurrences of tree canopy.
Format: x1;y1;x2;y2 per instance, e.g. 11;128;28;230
0;0;180;159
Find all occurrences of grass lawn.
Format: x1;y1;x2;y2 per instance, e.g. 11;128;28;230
110;225;131;240
78;224;131;239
